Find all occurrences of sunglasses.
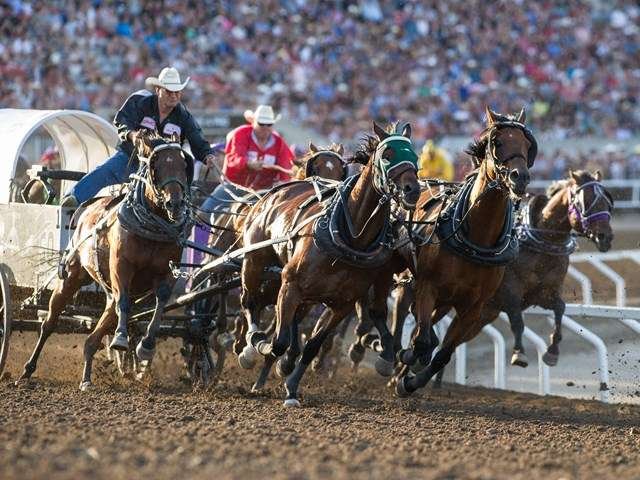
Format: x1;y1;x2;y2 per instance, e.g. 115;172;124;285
257;122;274;127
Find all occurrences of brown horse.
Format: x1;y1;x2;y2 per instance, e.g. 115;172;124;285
395;107;533;397
192;143;348;379
392;170;614;386
239;122;420;405
17;132;192;390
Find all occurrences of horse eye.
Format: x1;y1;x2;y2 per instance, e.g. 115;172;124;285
494;140;502;148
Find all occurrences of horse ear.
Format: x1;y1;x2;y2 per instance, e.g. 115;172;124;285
135;133;146;154
401;122;412;139
594;170;602;181
170;132;180;143
309;141;318;153
485;106;497;125
337;144;344;156
517;107;526;123
569;169;580;183
373;122;388;140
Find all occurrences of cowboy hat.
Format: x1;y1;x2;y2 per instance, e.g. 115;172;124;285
243;104;282;125
145;67;190;92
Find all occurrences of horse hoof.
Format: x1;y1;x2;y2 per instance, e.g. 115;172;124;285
348;343;365;366
276;358;294;379
374;356;395;377
409;357;429;374
109;334;129;352
283;398;301;407
79;381;94;392
510;351;529;368
238;345;258;369
542;351;559;367
395;376;412;398
217;332;234;350
136;342;155;362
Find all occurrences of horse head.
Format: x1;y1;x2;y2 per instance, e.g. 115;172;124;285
371;121;420;208
475;106;534;197
567;169;614;252
295;142;346;181
135;131;191;223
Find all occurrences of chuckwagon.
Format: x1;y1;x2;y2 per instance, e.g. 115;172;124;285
0;109;239;387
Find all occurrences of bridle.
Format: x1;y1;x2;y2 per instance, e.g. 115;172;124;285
305;150;346;180
136;141;193;201
482;121;537;188
568;180;613;233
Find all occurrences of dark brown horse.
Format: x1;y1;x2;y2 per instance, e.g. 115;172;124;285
467;169;613;368
17;132;192;390
395;107;533;397
239;122;420;405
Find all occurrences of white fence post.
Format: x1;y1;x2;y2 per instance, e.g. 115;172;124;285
587;258;626;307
567;265;593;305
548;315;610;402
481;324;506;388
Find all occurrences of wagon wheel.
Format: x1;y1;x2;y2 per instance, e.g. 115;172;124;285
0;269;12;377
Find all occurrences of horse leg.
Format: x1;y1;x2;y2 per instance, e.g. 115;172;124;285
506;306;528;367
108;262;135;351
284;304;352;407
313;311;351;377
398;302;483;397
277;316;303;378
542;296;565;366
80;298;116;390
18;261;86;382
396;281;436;370
237;253;270;369
136;277;174;361
347;298;371;368
391;280;414;353
368;276;397;377
232;314;247;356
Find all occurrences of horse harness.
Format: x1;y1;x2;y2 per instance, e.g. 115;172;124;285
516;195;577;256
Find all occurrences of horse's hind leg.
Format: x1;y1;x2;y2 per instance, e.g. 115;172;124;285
80;298;116;390
391;280;414;353
506;306;528;367
18;260;87;382
542;296;565;366
347;298;372;369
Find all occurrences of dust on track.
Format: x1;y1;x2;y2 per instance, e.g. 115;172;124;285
1;333;640;480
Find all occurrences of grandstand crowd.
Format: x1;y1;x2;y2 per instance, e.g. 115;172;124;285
1;0;639;180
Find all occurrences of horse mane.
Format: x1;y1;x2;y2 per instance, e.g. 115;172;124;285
465;112;522;168
348;122;399;165
546;180;569;198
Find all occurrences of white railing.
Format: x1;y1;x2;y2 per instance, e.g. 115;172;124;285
528;179;640;209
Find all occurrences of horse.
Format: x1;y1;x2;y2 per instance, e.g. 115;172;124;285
394;107;534;397
238;122;420;405
392;170;614;387
17;131;192;390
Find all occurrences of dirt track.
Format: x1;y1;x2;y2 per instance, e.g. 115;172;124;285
2;333;640;480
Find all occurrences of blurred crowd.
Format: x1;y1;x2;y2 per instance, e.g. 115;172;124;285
1;0;639;175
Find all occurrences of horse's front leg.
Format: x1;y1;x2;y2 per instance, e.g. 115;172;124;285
109;263;136;351
368;275;398;377
136;277;174;361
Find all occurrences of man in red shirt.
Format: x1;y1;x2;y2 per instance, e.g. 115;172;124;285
199;105;294;218
223;104;294;189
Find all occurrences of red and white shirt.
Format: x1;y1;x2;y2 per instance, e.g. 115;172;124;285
223;124;294;189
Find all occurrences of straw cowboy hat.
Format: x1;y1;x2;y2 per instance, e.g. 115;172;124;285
243;105;282;125
145;67;190;92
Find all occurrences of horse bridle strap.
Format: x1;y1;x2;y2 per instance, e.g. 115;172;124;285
484;120;537;169
138;142;193;196
305;150;345;179
569;180;613;231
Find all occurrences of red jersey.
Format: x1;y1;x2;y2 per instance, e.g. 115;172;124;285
223;124;294;189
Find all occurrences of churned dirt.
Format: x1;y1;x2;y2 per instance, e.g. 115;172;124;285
1;333;640;480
